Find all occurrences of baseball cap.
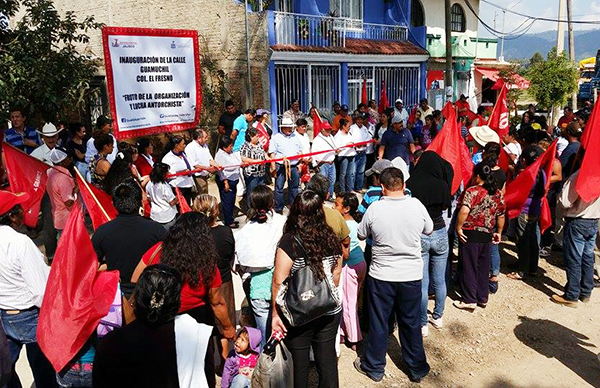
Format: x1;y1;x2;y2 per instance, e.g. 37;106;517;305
365;159;393;176
391;114;403;124
49;147;69;165
340;104;349;111
395;98;403;104
256;109;271;116
280;117;295;128
0;190;30;216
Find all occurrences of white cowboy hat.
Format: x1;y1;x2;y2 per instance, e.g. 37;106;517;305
469;125;500;147
280;117;295;128
37;123;63;137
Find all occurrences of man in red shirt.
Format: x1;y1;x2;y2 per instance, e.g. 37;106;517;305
557;106;574;129
46;147;76;240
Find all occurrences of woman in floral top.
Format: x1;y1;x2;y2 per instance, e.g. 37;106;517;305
240;126;267;208
454;163;506;311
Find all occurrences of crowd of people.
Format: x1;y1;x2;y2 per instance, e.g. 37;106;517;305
1;94;599;388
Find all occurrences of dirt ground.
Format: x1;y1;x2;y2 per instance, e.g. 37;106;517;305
17;185;600;388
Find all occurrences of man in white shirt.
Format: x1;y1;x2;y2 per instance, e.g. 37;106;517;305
31;123;60;261
0;190;55;387
552;171;600;307
311;121;338;198
31;123;61;165
393;98;409;125
185;128;220;194
417;99;434;125
350;113;372;192
85;116;118;164
355;167;432;383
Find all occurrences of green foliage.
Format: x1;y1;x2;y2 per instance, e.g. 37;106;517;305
0;0;102;124
525;48;578;110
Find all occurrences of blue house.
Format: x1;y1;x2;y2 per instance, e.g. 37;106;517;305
255;0;429;131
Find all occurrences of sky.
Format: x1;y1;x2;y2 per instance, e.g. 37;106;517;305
477;0;600;38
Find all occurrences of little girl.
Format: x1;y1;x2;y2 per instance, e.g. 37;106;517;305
215;136;242;228
455;163;506;311
334;192;366;351
221;327;262;388
146;162;178;230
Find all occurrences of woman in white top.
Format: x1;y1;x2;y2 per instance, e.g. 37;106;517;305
214;136;242;227
234;185;286;347
146;162;178;230
349;114;373;193
162;136;195;205
334;118;356;193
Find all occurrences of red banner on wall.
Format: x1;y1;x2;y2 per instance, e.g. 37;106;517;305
102;27;202;140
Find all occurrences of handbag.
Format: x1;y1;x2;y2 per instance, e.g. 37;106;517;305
275;236;340;327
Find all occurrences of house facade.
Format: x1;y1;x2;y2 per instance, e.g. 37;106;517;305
420;0;501;110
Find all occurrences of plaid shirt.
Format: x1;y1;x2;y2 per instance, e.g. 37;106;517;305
3;127;41;154
240;141;266;177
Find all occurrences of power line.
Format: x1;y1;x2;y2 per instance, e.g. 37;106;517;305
464;0;538;40
480;0;600;24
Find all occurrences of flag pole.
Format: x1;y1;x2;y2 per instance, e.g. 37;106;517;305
74;168;112;222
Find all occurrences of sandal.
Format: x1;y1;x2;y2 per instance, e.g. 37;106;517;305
507;272;524;280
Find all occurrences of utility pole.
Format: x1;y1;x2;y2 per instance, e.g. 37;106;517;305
244;0;253;107
557;0;566;54
444;0;453;99
567;0;577;109
499;10;506;62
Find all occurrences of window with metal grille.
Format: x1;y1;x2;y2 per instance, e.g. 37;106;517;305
274;64;340;124
451;3;466;32
348;65;420;112
330;0;363;20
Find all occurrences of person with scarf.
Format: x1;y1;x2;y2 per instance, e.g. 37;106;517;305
162;136;195;205
406;152;454;336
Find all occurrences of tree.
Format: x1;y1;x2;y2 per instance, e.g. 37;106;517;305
0;0;102;124
526;48;578;110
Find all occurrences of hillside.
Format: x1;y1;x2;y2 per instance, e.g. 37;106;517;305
501;29;600;61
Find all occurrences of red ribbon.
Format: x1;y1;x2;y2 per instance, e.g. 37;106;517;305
167;139;376;178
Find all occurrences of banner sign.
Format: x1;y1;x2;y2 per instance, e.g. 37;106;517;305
102;27;201;139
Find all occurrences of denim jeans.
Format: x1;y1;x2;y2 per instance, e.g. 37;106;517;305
317;163;336;198
516;214;540;274
231;374;251;388
274;163;299;212
244;174;264;208
353;151;367;191
250;298;271;348
563;218;599;301
490;244;501;277
420;228;449;325
56;362;93;387
216;178;238;225
337;156;355;193
1;308;58;388
362;277;429;382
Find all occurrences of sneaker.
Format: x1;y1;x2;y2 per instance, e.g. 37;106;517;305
429;316;443;329
421;325;429;337
580;295;591;303
539;247;551;258
551;294;578;308
477;303;487;309
489;280;499;294
353;358;383;382
594;279;600;288
453;300;476;311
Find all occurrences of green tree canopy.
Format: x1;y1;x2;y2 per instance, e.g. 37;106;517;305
0;0;102;124
526;49;578;110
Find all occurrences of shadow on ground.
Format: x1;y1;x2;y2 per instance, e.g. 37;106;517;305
514;316;600;388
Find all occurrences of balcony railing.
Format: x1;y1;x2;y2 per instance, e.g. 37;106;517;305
273;12;408;48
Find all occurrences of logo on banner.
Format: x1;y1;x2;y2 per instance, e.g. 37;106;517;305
111;39;119;47
170;41;176;49
121;117;146;123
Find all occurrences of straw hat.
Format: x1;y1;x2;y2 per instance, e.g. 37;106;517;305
280;117;295;128
469;125;500;147
37;123;62;137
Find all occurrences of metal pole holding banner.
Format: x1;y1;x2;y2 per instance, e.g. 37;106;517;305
244;0;253;107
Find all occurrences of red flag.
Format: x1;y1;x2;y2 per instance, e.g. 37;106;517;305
575;101;600;202
74;169;117;230
2;142;50;228
312;108;323;138
428;102;473;193
255;122;270;152
361;78;368;106
498;146;512;172
408;106;418;126
442;102;455;119
378;81;389;114
37;203;119;371
175;186;192;214
505;140;557;220
488;83;510;137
